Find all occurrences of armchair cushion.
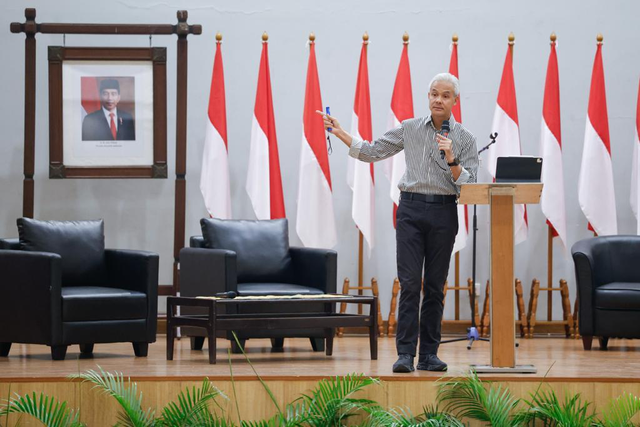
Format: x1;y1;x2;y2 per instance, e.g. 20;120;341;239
62;286;147;322
189;236;205;248
0;238;20;250
595;282;640;310
17;218;107;287
238;283;325;296
200;218;293;283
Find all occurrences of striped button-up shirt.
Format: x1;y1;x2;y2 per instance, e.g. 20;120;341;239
348;115;479;196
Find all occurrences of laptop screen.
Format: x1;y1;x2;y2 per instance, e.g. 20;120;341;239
495;156;543;183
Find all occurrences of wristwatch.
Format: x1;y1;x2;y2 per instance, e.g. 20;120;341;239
447;157;460;167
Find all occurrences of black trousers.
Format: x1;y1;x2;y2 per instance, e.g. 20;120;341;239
395;196;458;356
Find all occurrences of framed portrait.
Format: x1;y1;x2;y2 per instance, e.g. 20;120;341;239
48;47;167;178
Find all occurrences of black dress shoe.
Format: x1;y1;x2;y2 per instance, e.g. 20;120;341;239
417;354;448;371
392;354;415;373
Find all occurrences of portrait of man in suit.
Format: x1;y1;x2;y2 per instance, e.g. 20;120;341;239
82;78;136;141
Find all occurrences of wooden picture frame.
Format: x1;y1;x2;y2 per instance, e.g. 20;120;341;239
48;46;167;179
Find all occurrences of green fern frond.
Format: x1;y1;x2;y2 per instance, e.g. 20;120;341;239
362;404;462;427
162;410;236;427
514;387;596;427
158;377;228;426
296;373;380;426
240;420;274;427
239;406;309;427
71;366;154;427
279;401;312;426
437;371;520;427
360;405;418;427
0;391;84;427
419;404;464;427
596;393;640;427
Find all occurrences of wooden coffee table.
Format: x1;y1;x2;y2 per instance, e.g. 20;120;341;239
166;295;378;364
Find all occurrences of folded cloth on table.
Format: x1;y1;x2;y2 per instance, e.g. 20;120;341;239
196;293;353;300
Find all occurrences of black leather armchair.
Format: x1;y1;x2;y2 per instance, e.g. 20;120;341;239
572;236;640;350
0;218;158;360
180;218;337;352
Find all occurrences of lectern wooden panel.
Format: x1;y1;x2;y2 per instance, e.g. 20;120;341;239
489;187;516;367
460;183;542;373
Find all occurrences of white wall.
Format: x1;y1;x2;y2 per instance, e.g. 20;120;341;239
1;0;638;322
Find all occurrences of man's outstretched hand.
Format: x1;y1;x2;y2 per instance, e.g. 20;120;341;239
315;110;353;147
315;110;342;134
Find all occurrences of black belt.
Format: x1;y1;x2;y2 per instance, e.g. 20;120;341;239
400;191;457;204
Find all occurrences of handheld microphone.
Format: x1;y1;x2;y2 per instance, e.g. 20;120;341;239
325;106;333;154
439;120;450;160
214;291;237;299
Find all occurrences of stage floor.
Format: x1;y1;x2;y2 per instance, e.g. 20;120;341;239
1;335;639;382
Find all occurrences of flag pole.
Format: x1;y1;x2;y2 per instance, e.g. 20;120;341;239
358;231;364;295
357;31;370;314
591;33;603;238
596;33;603;236
339;32;383;332
452;32;461;321
547;225;553;320
546;32;557;322
591;33;603;241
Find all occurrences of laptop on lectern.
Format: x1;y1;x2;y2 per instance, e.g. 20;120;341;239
495;156;543;183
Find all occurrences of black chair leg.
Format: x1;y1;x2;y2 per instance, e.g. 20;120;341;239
310;338;325;352
190;336;205;350
51;345;68;360
230;339;246;354
0;342;11;357
598;337;609;350
79;343;94;354
271;338;284;352
132;342;149;357
582;335;593;350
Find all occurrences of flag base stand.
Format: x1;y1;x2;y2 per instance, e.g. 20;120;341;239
338;232;383;337
337;277;384;337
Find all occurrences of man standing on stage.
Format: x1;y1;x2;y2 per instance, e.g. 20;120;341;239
317;73;478;372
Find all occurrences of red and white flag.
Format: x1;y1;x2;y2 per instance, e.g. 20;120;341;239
485;43;528;244
449;40;469;254
630;79;640;234
200;39;232;219
347;40;375;256
246;38;286;220
539;38;567;248
578;41;617;236
382;38;413;229
296;39;337;248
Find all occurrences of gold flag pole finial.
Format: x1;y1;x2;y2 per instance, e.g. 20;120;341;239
452;33;458;44
309;32;315;42
550;32;556;44
215;32;222;42
403;32;409;44
508;32;515;45
363;31;369;43
597;33;603;44
262;31;268;42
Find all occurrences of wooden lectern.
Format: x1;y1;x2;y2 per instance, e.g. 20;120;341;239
459;183;542;373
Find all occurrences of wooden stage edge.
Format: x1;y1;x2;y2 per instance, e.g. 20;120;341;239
1;337;639;424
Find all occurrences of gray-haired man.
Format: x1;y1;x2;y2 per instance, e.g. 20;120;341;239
317;73;479;372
